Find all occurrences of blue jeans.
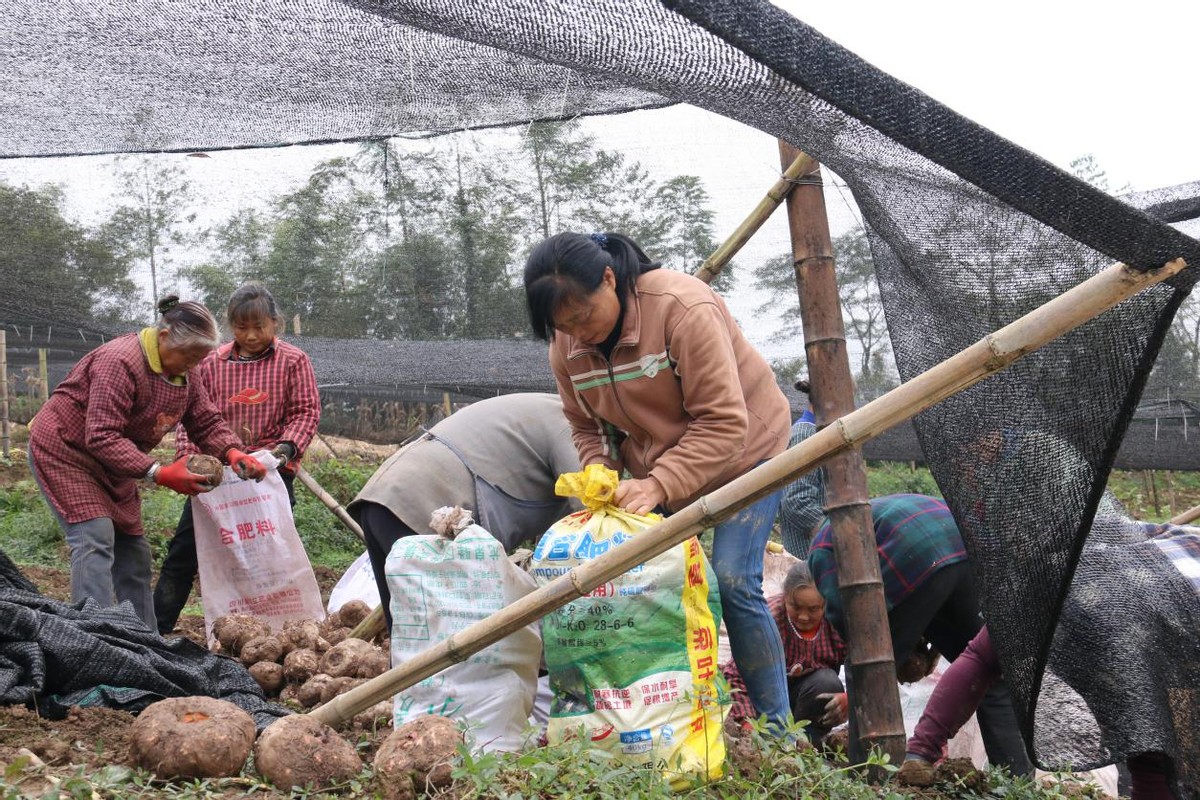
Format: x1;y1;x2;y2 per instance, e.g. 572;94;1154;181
711;488;789;732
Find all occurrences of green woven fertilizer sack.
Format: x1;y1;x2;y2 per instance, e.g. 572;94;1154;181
530;465;727;785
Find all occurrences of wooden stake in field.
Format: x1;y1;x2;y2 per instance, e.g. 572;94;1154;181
37;348;49;401
311;256;1185;730
0;330;10;459
778;141;904;762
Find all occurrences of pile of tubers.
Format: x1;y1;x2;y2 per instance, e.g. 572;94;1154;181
210;599;391;725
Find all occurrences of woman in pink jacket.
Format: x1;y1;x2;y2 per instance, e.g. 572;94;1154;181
523;231;795;736
153;283;321;634
28;296;266;630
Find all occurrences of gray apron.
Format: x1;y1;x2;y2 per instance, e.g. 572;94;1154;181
424;431;571;553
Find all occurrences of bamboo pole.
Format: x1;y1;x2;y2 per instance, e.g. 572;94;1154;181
348;606;387;641
295;466;365;542
297;464;388;640
1169;502;1200;525
778;141;904;762
310;255;1184;728
693;152;816;285
0;331;9;459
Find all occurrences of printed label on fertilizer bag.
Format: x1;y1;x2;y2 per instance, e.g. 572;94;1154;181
532;466;727;785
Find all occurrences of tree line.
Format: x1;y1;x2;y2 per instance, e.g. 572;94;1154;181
1;138;1196;398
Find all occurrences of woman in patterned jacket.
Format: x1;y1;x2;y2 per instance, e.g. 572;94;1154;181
723;561;847;743
523;231;794;737
153;283;320;634
28;296;266;629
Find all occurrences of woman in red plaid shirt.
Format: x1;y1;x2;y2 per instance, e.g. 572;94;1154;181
153;283;320;634
27;296;267;630
722;561;848;743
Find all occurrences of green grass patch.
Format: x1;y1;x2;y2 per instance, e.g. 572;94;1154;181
0;454;375;572
292;457;376;571
865;461;942;499
0;478;64;565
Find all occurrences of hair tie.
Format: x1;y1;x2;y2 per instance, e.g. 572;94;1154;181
589;232;608;249
161;298;179;312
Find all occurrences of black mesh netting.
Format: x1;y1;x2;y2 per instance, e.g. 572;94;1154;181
1;0;1199;787
0;551;288;728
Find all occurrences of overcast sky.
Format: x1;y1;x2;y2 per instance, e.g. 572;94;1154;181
2;1;1196;362
797;2;1198;189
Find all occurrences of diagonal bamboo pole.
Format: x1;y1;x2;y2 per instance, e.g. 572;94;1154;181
693;152;815;285
348;606;387;641
296;465;364;541
311;256;1186;728
294;465;390;640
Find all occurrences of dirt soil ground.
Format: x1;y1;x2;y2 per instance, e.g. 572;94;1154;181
0;563;392;799
0;561;376;796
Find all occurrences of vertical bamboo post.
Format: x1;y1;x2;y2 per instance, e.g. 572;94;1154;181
37;348;49;401
778;140;905;762
0;331;10;459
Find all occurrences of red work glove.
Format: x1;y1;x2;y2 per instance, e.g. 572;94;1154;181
154;458;214;496
816;692;849;727
227;448;267;481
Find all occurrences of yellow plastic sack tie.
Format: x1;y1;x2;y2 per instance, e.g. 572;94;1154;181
555;464;619;511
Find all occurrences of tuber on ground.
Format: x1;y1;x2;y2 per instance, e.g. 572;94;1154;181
355;648;390;679
129;697;255;779
239;635;284;666
282;647;320;684
352;700;393;731
320;638;374;678
333;599;372;629
373;715;461;800
322;626;351;647
254;714;363;789
249;661;285;695
297;674;337;708
211;614;272;657
278;619;322;654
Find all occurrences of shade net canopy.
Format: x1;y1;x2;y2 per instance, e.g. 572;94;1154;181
1;0;1200;788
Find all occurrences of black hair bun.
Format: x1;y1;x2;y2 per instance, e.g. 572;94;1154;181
157;295;180;315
